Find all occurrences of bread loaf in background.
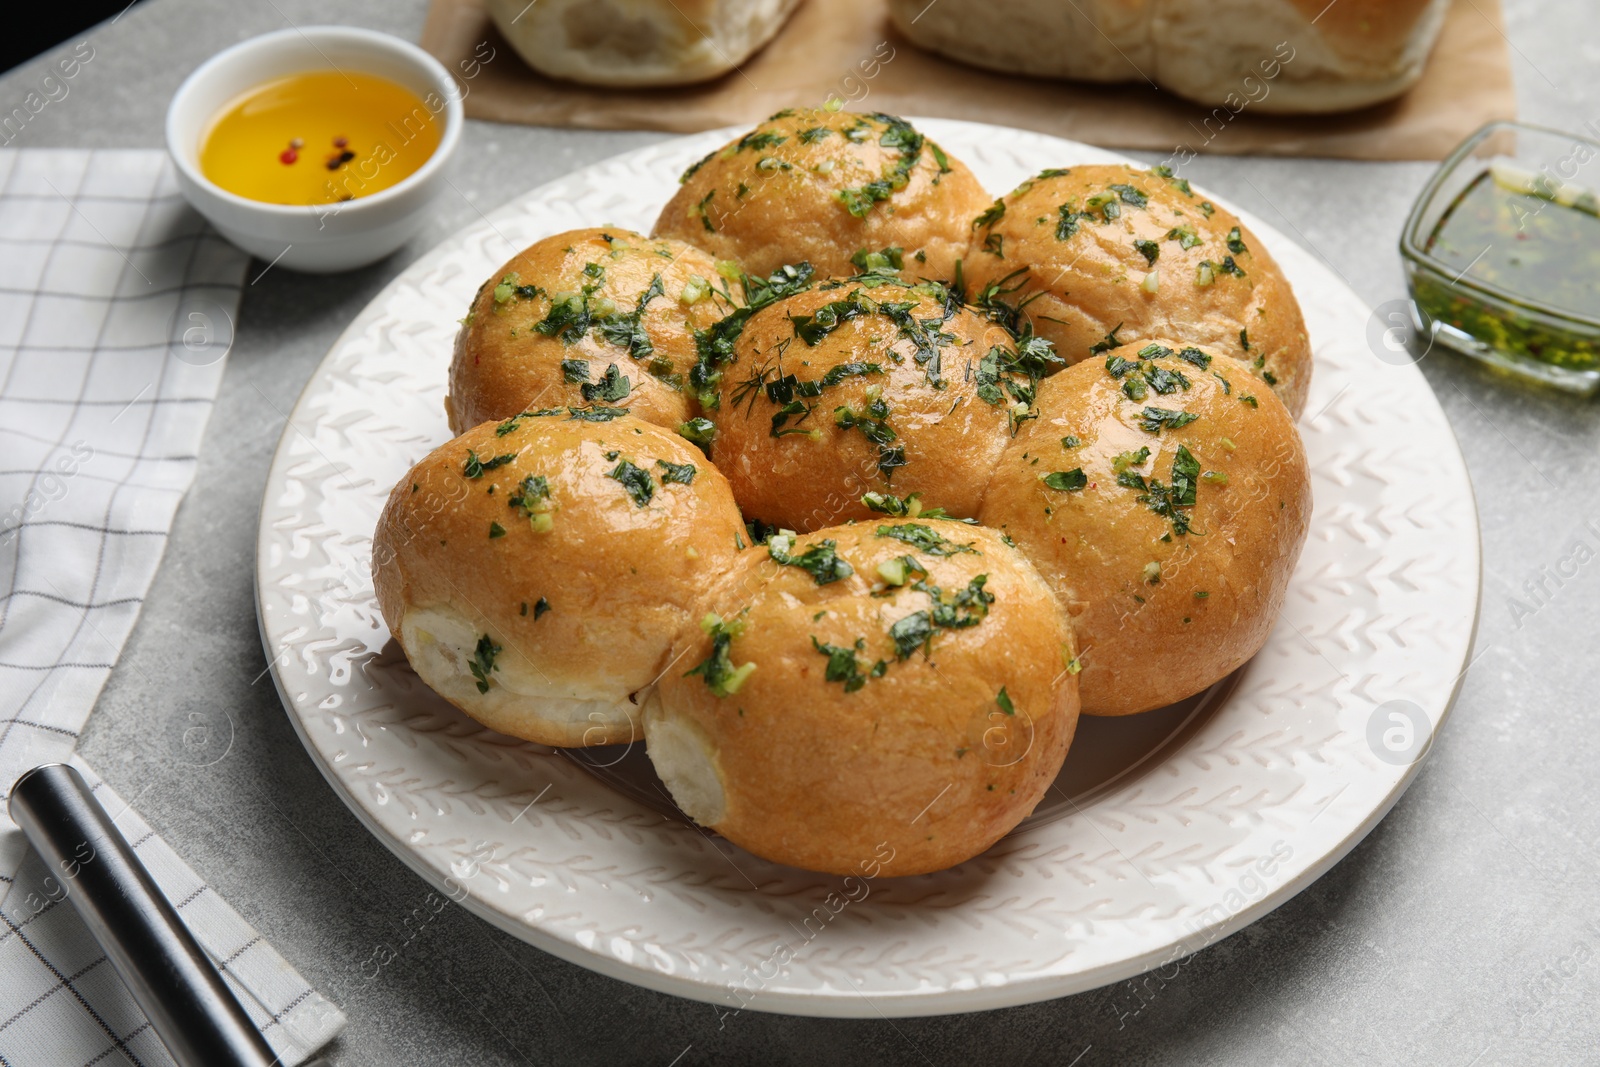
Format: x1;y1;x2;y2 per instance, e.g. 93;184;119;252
485;0;804;87
887;0;1452;114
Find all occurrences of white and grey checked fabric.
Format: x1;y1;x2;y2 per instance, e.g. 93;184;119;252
0;150;345;1064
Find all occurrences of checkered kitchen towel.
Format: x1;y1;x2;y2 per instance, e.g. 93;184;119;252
0;150;344;1064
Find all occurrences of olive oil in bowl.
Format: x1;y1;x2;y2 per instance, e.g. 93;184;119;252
199;70;441;207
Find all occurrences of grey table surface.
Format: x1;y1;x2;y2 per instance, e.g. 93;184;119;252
5;1;1598;1063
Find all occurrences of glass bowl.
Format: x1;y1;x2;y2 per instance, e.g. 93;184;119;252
1400;120;1600;395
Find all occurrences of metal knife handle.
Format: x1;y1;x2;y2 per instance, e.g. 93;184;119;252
8;763;280;1067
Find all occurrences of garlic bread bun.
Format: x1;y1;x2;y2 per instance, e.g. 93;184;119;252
643;520;1080;876
372;408;745;746
484;0;803;88
707;278;1051;531
964;165;1311;417
977;341;1311;717
448;228;727;435
652;109;990;281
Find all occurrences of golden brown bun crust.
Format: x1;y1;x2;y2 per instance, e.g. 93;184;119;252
652;109;991;281
372;410;745;746
483;0;803;88
448;228;726;435
887;0;1449;114
978;341;1310;716
644;520;1079;876
709;281;1016;530
965;165;1311;417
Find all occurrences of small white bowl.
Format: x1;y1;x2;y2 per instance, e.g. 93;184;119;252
166;26;463;274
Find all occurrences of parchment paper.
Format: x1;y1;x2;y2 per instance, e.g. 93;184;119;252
419;0;1515;161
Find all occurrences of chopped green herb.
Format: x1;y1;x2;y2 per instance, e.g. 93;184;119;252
1056;201;1095;240
1171;445;1200;505
1166;225;1202;250
1061;435;1082;449
1226;227;1248;255
834;394;902;479
811;635;887;692
1138;407;1200;434
995;687;1016;716
1178;346;1213;369
1241;394;1259;408
1110;183;1148;207
1089;324;1125;357
580;363;631;403
1041;469;1088;492
534;597;551;618
690;262;816;408
561;359;590;384
889;573;994;659
656;459;696;485
768;532;854;584
685;612;756;697
861;491;967;521
1105;354;1140;379
677;417;716;449
488;521;505;539
850;246;904;275
680;150;715;184
736;129;788;152
876;523;978;557
877;554;926;586
566;405;631;422
1134;239;1160;266
1137;445;1202;536
974;199;1006;229
1111;447;1150;473
469;634;500;694
890;610;934;660
1144;365;1191;395
834;114;926;218
607;459;654;507
463;449;516;479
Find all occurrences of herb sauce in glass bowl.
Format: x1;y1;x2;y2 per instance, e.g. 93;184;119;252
1402;121;1600;394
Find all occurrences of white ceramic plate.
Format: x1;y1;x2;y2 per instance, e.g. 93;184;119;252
256;120;1480;1017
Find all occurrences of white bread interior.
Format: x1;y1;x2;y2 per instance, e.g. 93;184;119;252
400;604;639;741
641;696;727;826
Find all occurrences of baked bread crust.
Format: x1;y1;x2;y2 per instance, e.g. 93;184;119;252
965;164;1310;417
977;340;1310;716
483;0;804;88
643;520;1080;876
886;0;1451;114
709;279;1018;530
372;408;745;746
652;109;990;281
448;228;726;435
